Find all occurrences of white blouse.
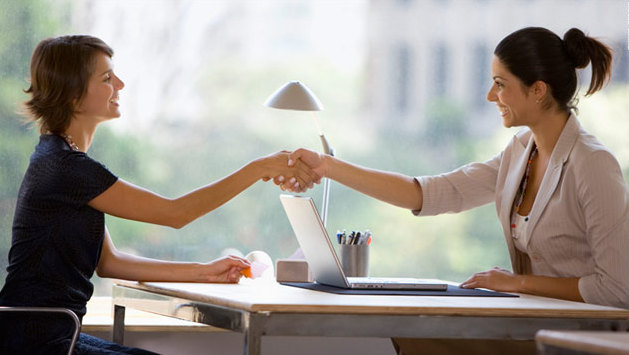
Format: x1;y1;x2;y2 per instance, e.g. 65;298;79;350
511;213;530;253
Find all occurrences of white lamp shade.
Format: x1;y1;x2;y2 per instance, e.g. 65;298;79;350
264;81;324;111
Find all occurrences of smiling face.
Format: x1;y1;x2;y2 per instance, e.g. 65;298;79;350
486;55;538;128
74;52;124;123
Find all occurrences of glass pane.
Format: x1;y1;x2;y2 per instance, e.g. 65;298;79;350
1;0;627;296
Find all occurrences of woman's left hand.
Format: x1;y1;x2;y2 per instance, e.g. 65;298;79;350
459;267;522;292
202;255;251;283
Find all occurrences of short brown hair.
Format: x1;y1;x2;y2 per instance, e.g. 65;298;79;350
23;35;114;134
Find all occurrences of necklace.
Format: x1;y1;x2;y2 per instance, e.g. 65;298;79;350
59;133;80;152
513;144;538;214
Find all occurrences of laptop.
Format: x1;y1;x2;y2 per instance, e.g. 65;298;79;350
280;194;447;290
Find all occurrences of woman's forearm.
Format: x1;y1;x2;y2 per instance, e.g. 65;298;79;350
97;228;248;283
97;233;209;281
518;274;584;302
90;152;315;229
98;252;208;282
167;162;262;228
461;267;584;303
324;155;423;210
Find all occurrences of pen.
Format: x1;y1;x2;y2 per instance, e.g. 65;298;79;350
337;230;372;244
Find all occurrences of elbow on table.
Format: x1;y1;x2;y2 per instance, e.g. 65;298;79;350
580;276;629;309
612;289;629;310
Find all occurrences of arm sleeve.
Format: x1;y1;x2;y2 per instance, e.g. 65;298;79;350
47;152;119;208
576;150;629;308
414;151;503;216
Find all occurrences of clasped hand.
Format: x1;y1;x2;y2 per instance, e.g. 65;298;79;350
259;150;322;193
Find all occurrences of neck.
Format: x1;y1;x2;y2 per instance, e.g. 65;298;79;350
64;121;97;152
529;110;570;158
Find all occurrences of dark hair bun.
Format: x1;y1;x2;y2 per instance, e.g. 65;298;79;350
563;28;590;69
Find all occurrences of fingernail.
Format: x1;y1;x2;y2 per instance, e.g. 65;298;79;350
289;177;296;184
287;159;293;166
278;176;285;182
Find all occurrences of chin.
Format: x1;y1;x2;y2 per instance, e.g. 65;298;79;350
501;117;512;128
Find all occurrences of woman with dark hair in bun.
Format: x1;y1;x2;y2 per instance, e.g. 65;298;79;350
289;27;628;353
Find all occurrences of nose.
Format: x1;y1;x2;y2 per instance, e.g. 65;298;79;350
114;74;125;90
486;83;497;102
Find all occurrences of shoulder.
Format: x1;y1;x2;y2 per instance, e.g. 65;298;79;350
570;127;619;170
566;128;626;197
31;135;117;184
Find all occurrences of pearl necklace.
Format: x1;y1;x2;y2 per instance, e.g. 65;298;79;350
59;133;80;152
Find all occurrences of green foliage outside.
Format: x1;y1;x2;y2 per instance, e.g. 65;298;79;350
0;0;64;279
1;1;627;296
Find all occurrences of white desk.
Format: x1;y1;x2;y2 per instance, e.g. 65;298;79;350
112;279;629;355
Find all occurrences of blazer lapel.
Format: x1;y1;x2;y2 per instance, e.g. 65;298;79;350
525;114;580;246
499;134;534;271
499;138;534;223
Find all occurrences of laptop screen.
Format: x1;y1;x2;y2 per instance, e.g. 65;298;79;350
280;194;350;288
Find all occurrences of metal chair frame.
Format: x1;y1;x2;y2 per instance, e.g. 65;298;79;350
0;306;81;355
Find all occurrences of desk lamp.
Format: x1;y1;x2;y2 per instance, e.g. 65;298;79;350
264;81;334;227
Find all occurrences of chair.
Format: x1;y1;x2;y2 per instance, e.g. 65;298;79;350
0;306;81;355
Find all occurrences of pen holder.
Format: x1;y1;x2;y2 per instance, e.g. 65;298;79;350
340;244;369;277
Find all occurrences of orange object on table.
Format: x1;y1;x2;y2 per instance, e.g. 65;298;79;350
240;267;253;278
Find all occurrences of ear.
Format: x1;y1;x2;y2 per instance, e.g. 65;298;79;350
71;95;82;114
530;81;548;103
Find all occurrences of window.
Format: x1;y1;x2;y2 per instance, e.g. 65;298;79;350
433;43;449;97
392;43;411;114
1;0;627;296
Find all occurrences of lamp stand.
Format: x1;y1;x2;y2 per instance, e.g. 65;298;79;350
319;134;334;227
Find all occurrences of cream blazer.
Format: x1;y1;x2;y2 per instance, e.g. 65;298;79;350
415;114;629;308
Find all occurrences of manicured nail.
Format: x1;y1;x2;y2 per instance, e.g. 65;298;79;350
287;159;293;166
289;177;296;184
278;176;285;183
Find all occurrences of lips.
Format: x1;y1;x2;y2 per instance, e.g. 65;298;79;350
498;105;509;117
110;96;119;106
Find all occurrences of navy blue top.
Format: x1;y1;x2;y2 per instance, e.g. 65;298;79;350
0;134;117;319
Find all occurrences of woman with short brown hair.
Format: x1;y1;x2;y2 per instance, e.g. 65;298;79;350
0;35;316;354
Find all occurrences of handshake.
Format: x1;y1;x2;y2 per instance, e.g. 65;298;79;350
257;148;326;193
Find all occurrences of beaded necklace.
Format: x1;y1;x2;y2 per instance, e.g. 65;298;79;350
513;144;538;215
59;133;80;152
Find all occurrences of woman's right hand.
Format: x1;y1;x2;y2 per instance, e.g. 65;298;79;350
201;255;251;283
256;151;321;193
